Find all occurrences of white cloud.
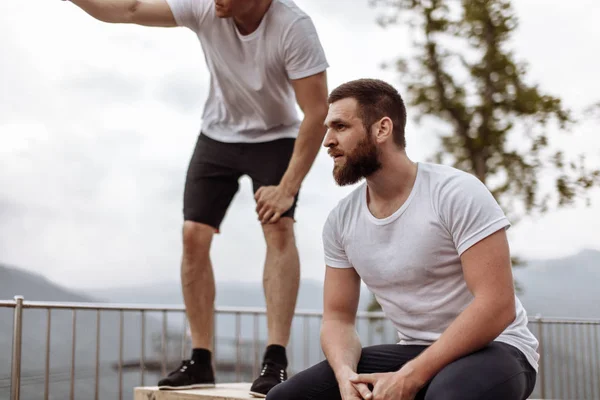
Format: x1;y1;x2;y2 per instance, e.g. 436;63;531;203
0;0;598;291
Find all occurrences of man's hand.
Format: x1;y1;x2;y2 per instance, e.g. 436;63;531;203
341;379;371;400
254;185;295;224
336;368;372;400
349;365;425;400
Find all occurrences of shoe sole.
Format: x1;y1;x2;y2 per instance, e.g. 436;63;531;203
158;384;216;390
249;391;267;398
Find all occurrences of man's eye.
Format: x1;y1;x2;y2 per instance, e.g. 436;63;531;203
337;125;346;131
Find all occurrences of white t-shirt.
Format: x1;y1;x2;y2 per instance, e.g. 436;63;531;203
165;0;329;143
323;162;540;371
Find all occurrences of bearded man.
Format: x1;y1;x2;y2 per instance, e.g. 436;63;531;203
266;78;539;400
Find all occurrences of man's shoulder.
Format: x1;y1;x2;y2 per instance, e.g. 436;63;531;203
419;162;482;195
271;0;311;22
267;0;317;36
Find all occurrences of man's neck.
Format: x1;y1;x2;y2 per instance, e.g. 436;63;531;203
234;0;273;35
365;151;418;216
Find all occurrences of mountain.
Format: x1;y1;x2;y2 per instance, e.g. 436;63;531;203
513;248;600;319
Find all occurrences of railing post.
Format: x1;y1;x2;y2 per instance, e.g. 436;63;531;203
535;314;546;400
11;295;24;400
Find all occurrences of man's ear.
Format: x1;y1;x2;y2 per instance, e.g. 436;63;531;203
373;117;393;143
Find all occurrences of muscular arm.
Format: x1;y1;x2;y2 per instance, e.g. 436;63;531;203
320;266;363;383
401;228;517;385
278;71;329;196
68;0;176;26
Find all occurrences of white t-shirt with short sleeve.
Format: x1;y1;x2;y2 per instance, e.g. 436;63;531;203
323;162;540;371
164;0;329;143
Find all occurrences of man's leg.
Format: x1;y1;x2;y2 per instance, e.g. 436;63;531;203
181;221;216;351
158;133;242;390
245;138;301;396
423;342;537;400
267;344;428;400
262;217;300;347
248;217;300;397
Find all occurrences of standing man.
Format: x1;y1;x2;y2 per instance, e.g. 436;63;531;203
61;0;329;396
267;78;539;400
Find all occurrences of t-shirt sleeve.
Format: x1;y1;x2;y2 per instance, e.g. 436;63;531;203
322;208;352;268
282;17;329;80
164;0;211;32
438;172;511;256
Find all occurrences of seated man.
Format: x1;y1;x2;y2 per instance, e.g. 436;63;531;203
267;78;539;400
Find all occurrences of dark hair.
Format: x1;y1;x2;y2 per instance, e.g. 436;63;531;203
328;78;407;148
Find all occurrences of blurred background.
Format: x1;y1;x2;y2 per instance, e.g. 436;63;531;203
1;0;599;399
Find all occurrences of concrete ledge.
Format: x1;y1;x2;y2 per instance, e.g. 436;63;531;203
134;383;255;400
134;384;548;400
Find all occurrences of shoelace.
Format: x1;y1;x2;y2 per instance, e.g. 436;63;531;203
259;363;287;383
169;359;196;375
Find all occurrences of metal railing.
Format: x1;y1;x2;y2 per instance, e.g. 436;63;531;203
1;296;599;400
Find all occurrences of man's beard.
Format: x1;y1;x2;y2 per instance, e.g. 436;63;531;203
332;135;382;186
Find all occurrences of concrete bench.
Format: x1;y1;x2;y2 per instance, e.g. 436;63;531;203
134;383;256;400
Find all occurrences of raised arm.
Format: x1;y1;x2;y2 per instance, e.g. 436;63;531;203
68;0;177;26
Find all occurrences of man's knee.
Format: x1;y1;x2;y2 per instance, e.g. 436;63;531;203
182;221;214;261
262;217;296;252
265;380;298;400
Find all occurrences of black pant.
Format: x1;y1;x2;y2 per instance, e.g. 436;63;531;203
267;342;536;400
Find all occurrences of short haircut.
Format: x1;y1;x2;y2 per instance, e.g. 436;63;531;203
328;78;407;148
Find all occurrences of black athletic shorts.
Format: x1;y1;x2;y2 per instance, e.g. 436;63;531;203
183;133;298;230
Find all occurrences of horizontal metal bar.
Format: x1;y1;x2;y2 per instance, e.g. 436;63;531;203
1;299;599;325
3;301;185;312
529;316;600;325
0;301;380;317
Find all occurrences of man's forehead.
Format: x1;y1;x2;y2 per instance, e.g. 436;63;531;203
325;98;359;124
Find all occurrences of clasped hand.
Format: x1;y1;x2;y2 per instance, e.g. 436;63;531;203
342;367;424;400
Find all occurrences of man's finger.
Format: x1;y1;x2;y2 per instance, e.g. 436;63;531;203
351;382;372;400
257;204;269;220
267;211;281;224
254;187;263;200
261;209;275;224
350;373;377;384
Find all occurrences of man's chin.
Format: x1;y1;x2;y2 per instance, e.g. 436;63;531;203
215;10;231;18
333;170;363;186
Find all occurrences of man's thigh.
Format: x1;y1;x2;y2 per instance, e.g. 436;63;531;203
423;342;537;400
266;344;427;400
183;133;243;231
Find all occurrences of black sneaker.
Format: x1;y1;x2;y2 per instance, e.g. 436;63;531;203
249;362;287;398
157;359;215;390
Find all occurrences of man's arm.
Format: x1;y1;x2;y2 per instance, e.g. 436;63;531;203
255;71;328;224
400;228;517;385
320;266;362;382
279;71;329;195
68;0;176;26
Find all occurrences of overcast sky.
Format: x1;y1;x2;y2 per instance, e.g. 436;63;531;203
1;0;599;290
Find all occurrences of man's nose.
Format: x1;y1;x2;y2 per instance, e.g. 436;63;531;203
323;129;336;148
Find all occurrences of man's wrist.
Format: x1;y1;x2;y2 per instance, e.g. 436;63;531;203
399;359;433;388
334;365;357;384
278;179;299;197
